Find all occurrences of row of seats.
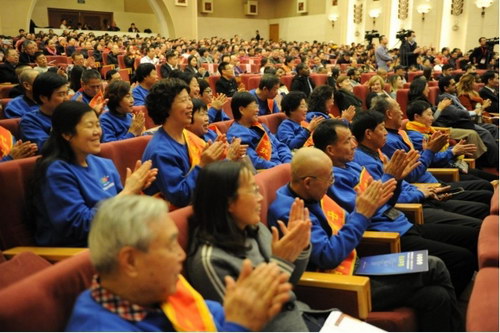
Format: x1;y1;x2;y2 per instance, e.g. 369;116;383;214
466;187;499;332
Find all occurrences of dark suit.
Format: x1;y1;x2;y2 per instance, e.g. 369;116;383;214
160;63;176;79
399;41;418;67
19;52;36;65
0;62;18;84
334;88;363;113
479;86;498;114
290;75;315;97
469;46;493;69
107;53;119;66
215;76;237;97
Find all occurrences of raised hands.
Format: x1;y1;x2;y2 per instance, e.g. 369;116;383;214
307;116;325;132
129;111;145;136
223;260;292;331
226;137;248;161
271;198;311;263
121;160;158;195
199;141;226;167
436;98;451;111
9;140;37;159
341;105;356;122
355;179;394;218
451;139;477;157
383;149;421;180
423;130;449;153
211;93;228;110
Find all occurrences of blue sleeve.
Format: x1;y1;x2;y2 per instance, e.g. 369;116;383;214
227;126;278;170
207;106;230;123
100;116;135;143
396;181;425;203
150;153;201;207
272;101;280;114
269;131;292;163
276;121;310;150
310;212;370;270
407;130;454;168
132;89;145;106
41;164;96;243
20;116;49;151
206;301;250;332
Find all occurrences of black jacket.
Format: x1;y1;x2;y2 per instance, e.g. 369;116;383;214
479;86;498;114
334;89;363;113
215;76;237;97
0;62;18;84
291;75;315;97
469;46;493;69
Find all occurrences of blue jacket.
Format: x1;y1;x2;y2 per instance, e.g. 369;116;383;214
268;184;370;270
249;89;280;115
142;127;201;208
203;128;218;142
132;85;149;106
35;155;122;247
207;106;231;123
66;289;247;332
100;111;135;143
382;129;438;183
4;95;38;119
330;162;412;235
353;145;426;204
406;130;455;168
305;111;329;122
70;91;92;105
20;109;52;150
227;122;292;170
276;118;310;150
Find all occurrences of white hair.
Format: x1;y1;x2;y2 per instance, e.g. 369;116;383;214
88;195;169;275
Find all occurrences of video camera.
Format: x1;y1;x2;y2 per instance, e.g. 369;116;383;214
486;37;499;50
364;30;380;43
396;29;412;42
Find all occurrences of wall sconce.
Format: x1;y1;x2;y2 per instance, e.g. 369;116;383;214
328;14;339;28
475;0;494;17
368;8;381;26
417;4;431;21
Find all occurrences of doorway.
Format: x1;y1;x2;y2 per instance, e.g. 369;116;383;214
269;24;279;42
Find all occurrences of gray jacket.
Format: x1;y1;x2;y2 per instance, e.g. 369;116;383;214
187;222;312;332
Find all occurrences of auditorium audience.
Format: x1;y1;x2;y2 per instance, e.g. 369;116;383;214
132;63;158;106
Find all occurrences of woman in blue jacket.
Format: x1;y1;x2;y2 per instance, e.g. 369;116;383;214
31;100;157;247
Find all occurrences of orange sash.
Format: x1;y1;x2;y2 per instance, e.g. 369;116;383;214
0;126;13;159
300;121;314;147
398;130;415;150
162;275;218;332
405;121;452;154
267;99;274;114
253;123;272;160
207;124;223;138
320;195;357;275
354;167;374;193
184;129;207;169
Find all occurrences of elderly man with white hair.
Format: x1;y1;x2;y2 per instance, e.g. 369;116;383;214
66;195;291;332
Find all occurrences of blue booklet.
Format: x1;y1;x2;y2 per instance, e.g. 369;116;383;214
355;250;428;276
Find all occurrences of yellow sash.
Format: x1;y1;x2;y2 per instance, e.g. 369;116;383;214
405;121;455;156
253;123;272;160
162;275;218;332
184;129;207;169
397;129;415;150
0;126;13;159
320;195;357;275
300;121;314;147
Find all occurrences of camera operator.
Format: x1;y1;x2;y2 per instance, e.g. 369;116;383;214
469;37;494;69
375;35;392;71
399;30;426;67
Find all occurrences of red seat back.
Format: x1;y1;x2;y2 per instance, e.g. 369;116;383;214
0;118;21;139
118;68;130;82
209;75;220;95
353;85;369;110
45;56;69;65
281;75;294;90
0;85;16;99
254;164;291;225
0;157;39;250
211;119;234;134
478;215;499;269
258;112;286;134
247;76;261;91
310;74;328;86
474;82;485;92
132;105;155;129
396;89;409;118
169;206;193;252
100;65;115;79
239;74;260;90
491;187;499;215
102;52;109;66
360;72;376;84
407;71;423;82
467;267;499;332
0;98;11;118
0;251;94;331
0;252;51;289
117;54;126;69
98;136;152;184
428;86;439;106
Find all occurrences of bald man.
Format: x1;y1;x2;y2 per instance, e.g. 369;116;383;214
268;147;463;331
4;69;39;118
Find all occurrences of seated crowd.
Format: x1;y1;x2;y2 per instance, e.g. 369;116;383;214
0;28;498;332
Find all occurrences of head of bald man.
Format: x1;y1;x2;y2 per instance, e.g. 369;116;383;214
19;69;40;98
290;147;334;201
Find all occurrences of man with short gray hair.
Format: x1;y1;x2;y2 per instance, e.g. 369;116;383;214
66;195;291;332
19;40;38;65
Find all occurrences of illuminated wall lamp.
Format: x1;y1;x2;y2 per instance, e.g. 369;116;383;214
475;0;494;17
417;4;431;22
368;8;381;26
329;14;339;28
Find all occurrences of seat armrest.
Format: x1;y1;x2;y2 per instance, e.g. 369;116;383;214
3;247;87;263
464;158;475;169
427;168;459;182
433;127;451;134
296;272;371;320
395;203;424;225
358;231;401;256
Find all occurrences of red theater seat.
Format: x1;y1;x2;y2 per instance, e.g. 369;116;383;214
310;74;328;86
247;76;261;91
478;215;499;269
258;112;286;134
467;267;499;332
353;85;369;110
0;118;21;139
396;89;410;118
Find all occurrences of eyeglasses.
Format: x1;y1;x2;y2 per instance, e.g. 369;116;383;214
241;184;262;196
301;175;334;185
